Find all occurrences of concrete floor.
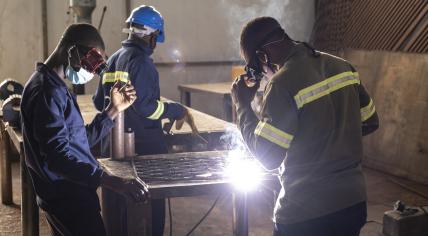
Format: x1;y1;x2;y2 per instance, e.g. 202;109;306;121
1;162;428;236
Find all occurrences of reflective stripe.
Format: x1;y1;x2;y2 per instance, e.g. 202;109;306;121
254;121;293;149
102;72;115;83
361;98;376;122
147;101;165;120
294;71;360;109
114;71;129;83
102;71;129;84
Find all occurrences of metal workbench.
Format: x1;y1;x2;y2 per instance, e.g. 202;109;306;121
99;151;266;236
0;95;237;236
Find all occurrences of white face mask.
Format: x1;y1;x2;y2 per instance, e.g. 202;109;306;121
65;66;94;85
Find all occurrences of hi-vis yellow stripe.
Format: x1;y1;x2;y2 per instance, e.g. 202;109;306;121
294;71;360;109
102;71;129;84
361;99;376;122
254;121;293;149
147;100;165;120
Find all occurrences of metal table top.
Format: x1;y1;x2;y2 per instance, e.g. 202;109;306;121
98;151;271;199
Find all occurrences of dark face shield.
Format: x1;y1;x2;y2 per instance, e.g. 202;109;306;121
243;65;264;87
79;48;107;75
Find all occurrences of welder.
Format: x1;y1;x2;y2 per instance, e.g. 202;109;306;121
231;17;379;236
21;23;147;236
93;5;197;235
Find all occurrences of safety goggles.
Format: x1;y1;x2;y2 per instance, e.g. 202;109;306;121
122;25;160;38
79;48;107;75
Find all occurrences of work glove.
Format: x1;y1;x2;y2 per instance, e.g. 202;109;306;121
100;171;149;203
231;74;260;111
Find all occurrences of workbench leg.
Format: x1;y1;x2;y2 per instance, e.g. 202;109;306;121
126;200;152;236
102;188;153;236
20;146;39;236
0;124;13;205
180;91;191;107
102;188;127;236
233;192;248;236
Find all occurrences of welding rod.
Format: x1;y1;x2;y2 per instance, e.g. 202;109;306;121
194;133;209;144
135;176;150;194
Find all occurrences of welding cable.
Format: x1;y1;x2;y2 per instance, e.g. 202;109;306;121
365;220;383;225
185;195;222;236
168;198;173;236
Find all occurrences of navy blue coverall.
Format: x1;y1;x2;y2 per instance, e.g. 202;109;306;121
21;63;114;235
93;39;185;235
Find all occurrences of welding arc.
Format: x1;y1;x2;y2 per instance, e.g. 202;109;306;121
185;195;222;236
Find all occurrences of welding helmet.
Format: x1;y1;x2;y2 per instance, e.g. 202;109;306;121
244;27;287;84
126;5;165;43
66;45;107;85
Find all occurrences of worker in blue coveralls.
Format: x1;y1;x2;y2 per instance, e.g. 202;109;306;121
21;23;148;236
93;5;198;235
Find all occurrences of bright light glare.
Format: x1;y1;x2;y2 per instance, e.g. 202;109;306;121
224;150;264;192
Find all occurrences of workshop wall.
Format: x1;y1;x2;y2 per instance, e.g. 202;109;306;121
0;0;315;119
344;49;428;184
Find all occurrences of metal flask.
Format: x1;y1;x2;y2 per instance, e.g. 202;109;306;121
124;128;135;159
111;112;125;160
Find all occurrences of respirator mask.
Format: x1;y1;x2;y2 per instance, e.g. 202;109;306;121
66;45;107;85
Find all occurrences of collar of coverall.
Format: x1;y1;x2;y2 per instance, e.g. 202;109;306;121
122;39;154;56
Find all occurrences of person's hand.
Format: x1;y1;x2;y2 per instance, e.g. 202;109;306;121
175;108;198;135
100;172;149;203
231;74;260;108
110;81;137;112
106;81;137;119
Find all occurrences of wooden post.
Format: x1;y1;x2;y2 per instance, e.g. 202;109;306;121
0;122;13;205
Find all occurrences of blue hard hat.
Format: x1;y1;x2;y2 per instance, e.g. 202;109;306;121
126;5;165;43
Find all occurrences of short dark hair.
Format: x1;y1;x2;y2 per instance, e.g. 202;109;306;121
240;17;290;67
58;23;105;50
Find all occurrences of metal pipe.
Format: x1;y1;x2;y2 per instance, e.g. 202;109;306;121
70;0;96;24
41;0;48;60
111;112;125;160
124;128;135;159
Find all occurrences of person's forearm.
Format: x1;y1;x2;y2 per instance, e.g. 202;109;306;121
236;103;259;149
105;103;119;120
46;152;103;188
